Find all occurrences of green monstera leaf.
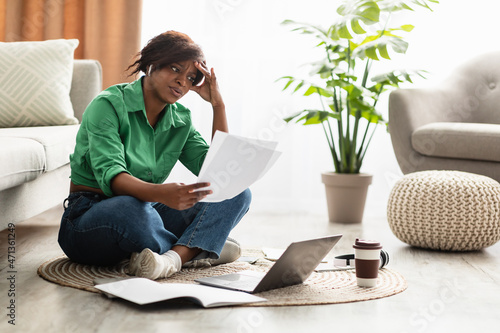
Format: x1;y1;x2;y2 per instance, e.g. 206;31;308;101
330;0;380;39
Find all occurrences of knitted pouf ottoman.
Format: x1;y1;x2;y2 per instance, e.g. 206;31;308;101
387;170;500;251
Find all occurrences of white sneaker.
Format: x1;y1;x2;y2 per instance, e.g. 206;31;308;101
182;237;241;268
129;249;181;280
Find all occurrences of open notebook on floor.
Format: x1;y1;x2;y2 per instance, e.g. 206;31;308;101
94;277;266;307
195;234;342;293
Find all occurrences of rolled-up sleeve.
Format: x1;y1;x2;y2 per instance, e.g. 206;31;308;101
84;97;130;196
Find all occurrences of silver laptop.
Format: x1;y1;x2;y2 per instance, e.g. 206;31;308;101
195;234;342;293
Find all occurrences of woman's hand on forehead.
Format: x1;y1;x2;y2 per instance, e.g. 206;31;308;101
190;61;224;108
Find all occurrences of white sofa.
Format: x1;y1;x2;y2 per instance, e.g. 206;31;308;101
0;59;102;231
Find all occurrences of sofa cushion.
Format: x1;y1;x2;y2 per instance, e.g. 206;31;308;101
0;39;79;127
0;137;45;191
0;125;79;172
412;122;500;162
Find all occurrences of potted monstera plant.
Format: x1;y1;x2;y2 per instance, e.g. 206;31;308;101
279;0;437;222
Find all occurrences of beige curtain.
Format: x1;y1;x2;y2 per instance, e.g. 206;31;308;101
0;0;142;88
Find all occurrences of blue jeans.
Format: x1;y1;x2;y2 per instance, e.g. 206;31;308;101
58;189;251;266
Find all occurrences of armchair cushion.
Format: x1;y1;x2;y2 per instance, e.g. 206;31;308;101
412;122;500;163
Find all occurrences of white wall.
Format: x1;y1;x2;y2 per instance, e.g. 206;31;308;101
141;0;500;218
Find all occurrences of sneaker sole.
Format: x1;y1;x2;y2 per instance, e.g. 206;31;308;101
135;249;161;280
212;238;241;265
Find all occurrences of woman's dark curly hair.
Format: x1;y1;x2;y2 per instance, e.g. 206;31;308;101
128;31;205;85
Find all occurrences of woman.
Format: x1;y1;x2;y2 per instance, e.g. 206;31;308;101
58;31;251;280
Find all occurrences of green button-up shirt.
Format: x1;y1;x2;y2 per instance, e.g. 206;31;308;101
70;77;209;197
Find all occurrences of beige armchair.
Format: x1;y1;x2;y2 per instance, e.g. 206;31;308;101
388;51;500;183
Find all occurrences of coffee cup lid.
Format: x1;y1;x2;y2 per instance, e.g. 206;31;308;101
353;238;382;250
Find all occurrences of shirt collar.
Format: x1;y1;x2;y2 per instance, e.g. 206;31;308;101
123;77;186;130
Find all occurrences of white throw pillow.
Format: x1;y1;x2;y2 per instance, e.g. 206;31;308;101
0;39;79;127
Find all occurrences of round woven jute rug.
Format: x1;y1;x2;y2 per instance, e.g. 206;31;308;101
38;251;407;307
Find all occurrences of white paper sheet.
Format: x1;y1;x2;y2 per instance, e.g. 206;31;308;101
197;131;281;202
